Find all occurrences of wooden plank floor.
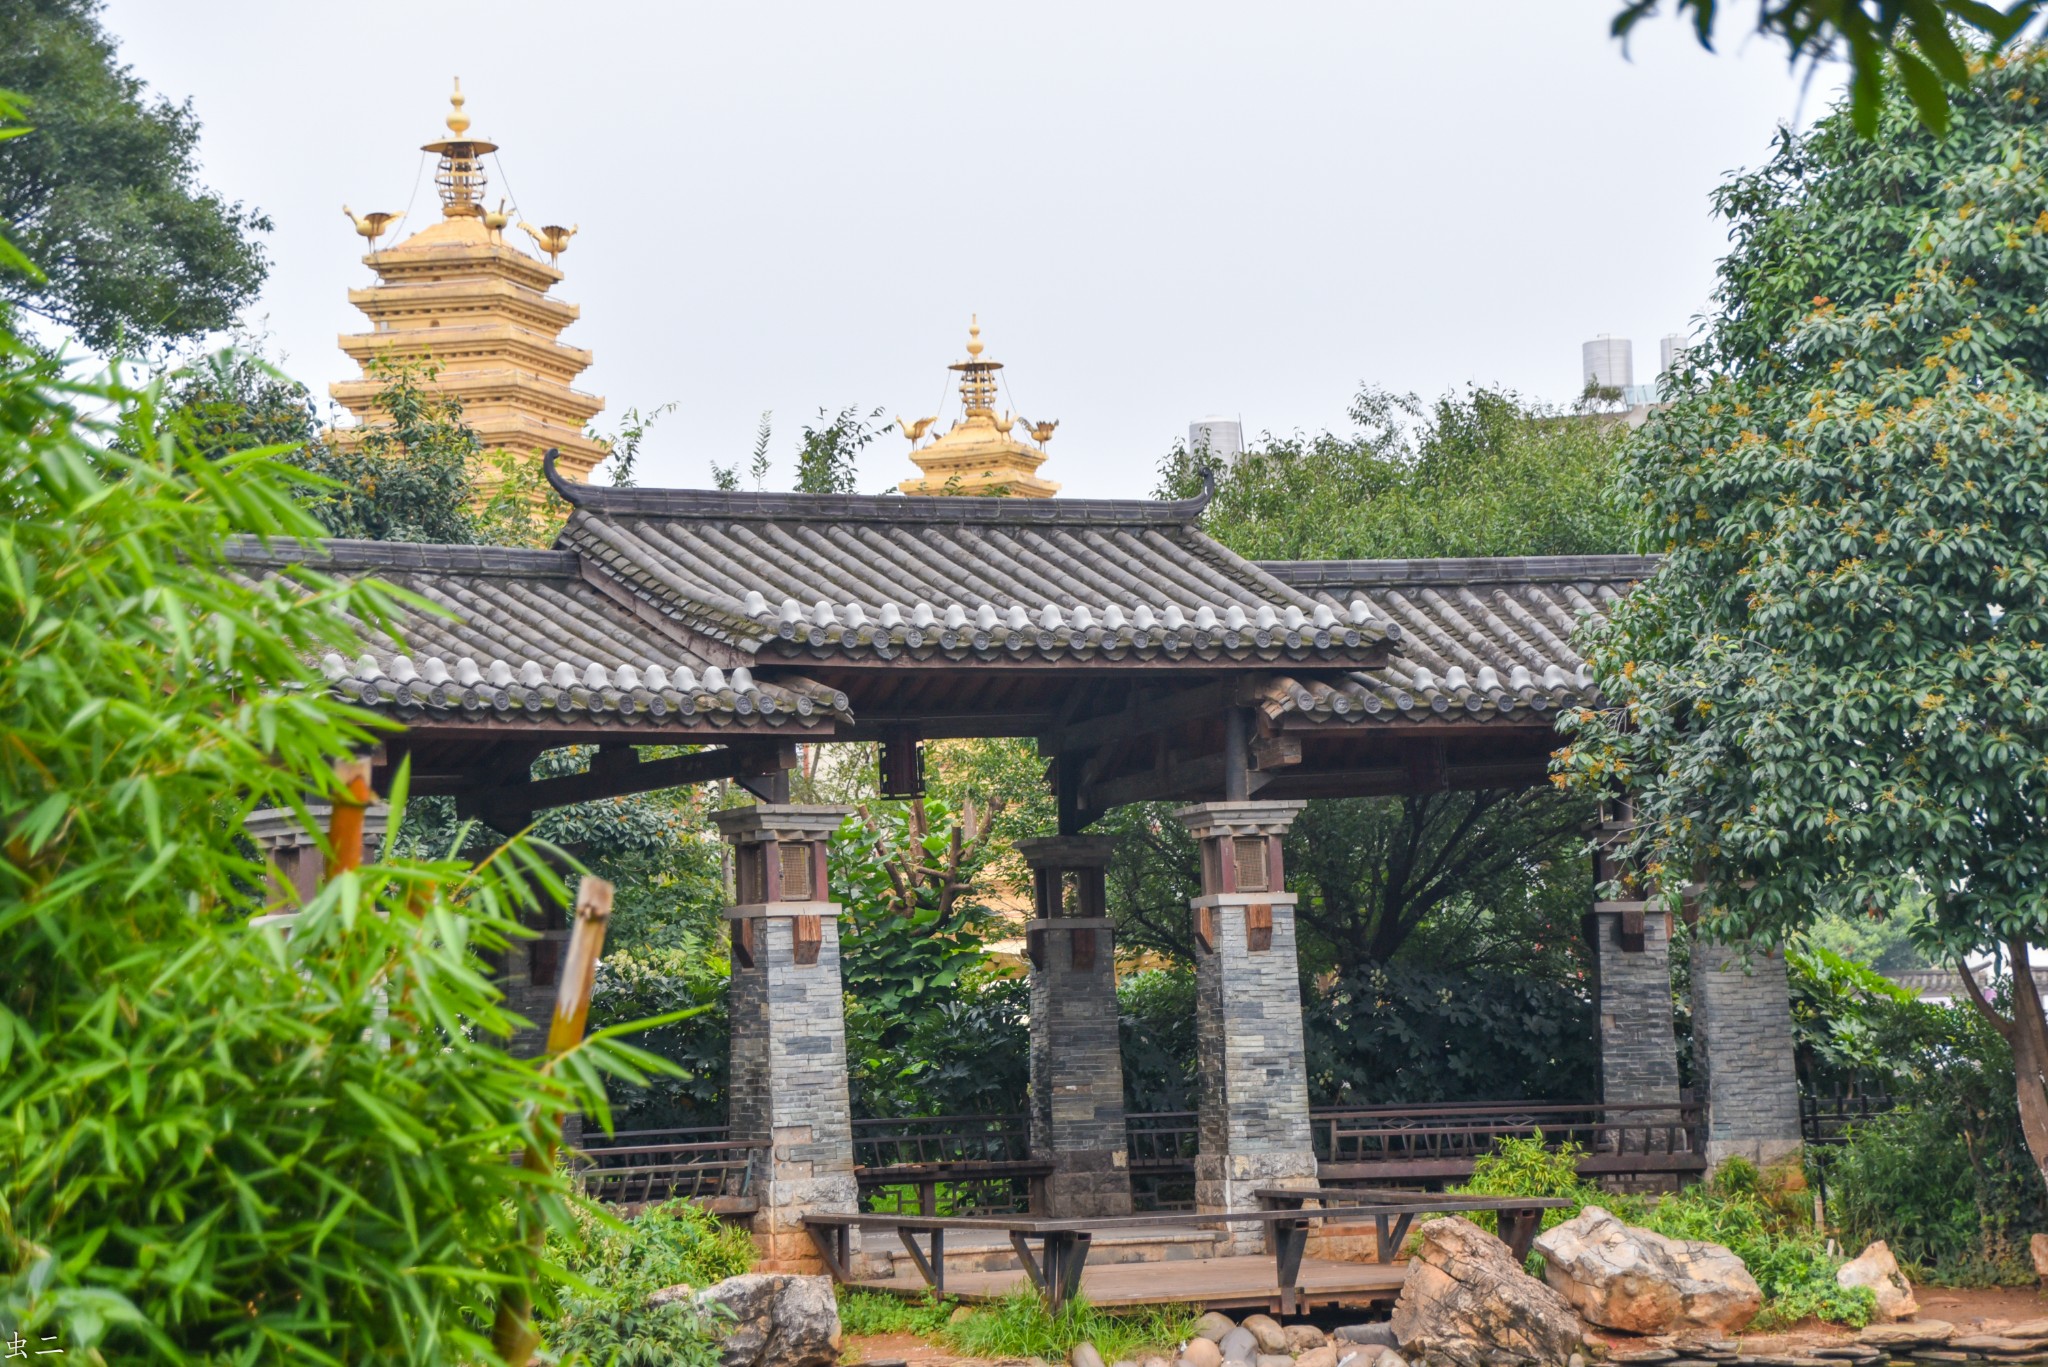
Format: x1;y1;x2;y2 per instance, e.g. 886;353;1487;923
849;1254;1408;1312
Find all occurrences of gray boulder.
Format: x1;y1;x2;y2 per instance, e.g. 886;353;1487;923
1219;1328;1259;1364
655;1272;841;1367
1073;1344;1107;1367
1194;1314;1239;1344
1335;1325;1400;1349
1390;1216;1583;1367
1183;1338;1224;1367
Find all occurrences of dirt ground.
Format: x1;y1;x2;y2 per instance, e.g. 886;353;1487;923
847;1283;2048;1367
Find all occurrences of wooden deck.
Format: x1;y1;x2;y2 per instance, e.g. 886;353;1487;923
846;1252;1408;1312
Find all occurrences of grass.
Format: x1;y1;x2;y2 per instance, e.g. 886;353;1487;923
838;1287;1197;1361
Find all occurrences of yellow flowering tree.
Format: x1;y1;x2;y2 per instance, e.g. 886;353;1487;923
1558;48;2048;1180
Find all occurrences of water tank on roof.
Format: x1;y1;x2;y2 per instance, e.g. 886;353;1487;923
1189;417;1244;467
1582;336;1634;393
1660;333;1688;373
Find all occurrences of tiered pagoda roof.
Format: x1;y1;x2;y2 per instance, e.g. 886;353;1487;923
330;82;607;483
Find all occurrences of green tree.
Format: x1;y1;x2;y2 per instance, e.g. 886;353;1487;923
793;404;890;495
0;1;268;350
1612;1;2043;136
287;358;488;544
1157;385;1635;561
153;346;318;460
1557;46;2048;1180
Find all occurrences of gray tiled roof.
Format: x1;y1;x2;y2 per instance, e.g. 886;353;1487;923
227;539;847;729
549;468;1398;665
1255;555;1660;724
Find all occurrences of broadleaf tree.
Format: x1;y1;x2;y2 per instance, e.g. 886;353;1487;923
0;0;269;350
1556;46;2048;1180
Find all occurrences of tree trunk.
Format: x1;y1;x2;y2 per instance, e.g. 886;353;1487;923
2004;938;2048;1185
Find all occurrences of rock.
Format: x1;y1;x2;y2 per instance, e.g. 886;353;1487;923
1289;1326;1331;1353
1950;1337;2048;1355
1390;1215;1584;1367
1184;1339;1224;1367
1836;1241;1919;1323
1074;1344;1106;1367
950;1306;977;1325
1534;1206;1761;1335
1255;1357;1294;1367
1137;1356;1172;1367
1244;1317;1290;1355
1117;1360;1140;1367
2033;1233;2048;1281
1336;1325;1400;1349
1613;1354;1677;1364
685;1273;842;1367
1219;1329;1259;1365
1297;1347;1340;1367
1195;1315;1240;1344
1858;1322;1954;1348
2004;1319;2048;1340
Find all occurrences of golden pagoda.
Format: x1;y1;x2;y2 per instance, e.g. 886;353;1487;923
898;319;1059;498
329;80;607;483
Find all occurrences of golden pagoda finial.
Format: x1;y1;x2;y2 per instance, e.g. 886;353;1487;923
898;318;1060;498
446;77;471;137
422;78;497;218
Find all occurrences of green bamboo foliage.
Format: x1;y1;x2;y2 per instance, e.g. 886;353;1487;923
0;318;670;1358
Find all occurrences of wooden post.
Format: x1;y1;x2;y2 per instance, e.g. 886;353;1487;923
323;757;374;879
492;874;615;1367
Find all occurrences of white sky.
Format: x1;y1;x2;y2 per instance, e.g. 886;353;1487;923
101;0;1842;499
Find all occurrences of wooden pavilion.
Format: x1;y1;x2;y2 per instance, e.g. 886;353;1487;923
231;453;1801;1271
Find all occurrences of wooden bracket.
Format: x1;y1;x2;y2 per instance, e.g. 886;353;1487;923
793;914;823;966
1246;903;1274;953
1070;927;1097;971
731;916;756;969
1193;905;1216;955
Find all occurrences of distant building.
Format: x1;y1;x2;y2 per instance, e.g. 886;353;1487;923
896;319;1060;498
330;81;607;487
1189;417;1244;467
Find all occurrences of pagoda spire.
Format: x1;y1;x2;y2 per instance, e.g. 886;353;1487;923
898;318;1060;498
328;80;608;487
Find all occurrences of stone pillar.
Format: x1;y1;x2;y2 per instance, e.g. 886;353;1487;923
1587;900;1684;1111
1692;942;1803;1170
1015;835;1133;1217
1175;801;1316;1248
715;804;858;1271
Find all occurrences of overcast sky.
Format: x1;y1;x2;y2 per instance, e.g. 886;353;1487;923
102;1;1842;499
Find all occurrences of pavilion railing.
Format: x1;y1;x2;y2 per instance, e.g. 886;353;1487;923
1801;1089;1896;1146
852;1113;1041;1216
576;1102;1709;1211
574;1125;763;1207
1312;1100;1705;1180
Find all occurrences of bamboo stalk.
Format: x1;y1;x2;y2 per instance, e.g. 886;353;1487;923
492;874;615;1366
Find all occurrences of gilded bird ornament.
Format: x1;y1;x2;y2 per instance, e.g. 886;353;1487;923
897;415;939;444
483;198;511;239
342;205;400;249
519;221;578;263
1020;417;1059;446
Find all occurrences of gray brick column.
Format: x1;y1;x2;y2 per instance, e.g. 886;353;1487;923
1692;942;1803;1170
1016;836;1133;1217
715;804;858;1271
1175;801;1316;1249
1587;900;1683;1114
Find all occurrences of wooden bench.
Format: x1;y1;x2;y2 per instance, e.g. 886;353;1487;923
1253;1187;1568;1264
805;1191;1570;1314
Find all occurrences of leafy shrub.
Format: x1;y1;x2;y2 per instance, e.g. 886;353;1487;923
1451;1140;1873;1327
593;939;732;1128
546;1296;731;1367
543;1200;753;1367
0;332;660;1360
550;1199;756;1302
